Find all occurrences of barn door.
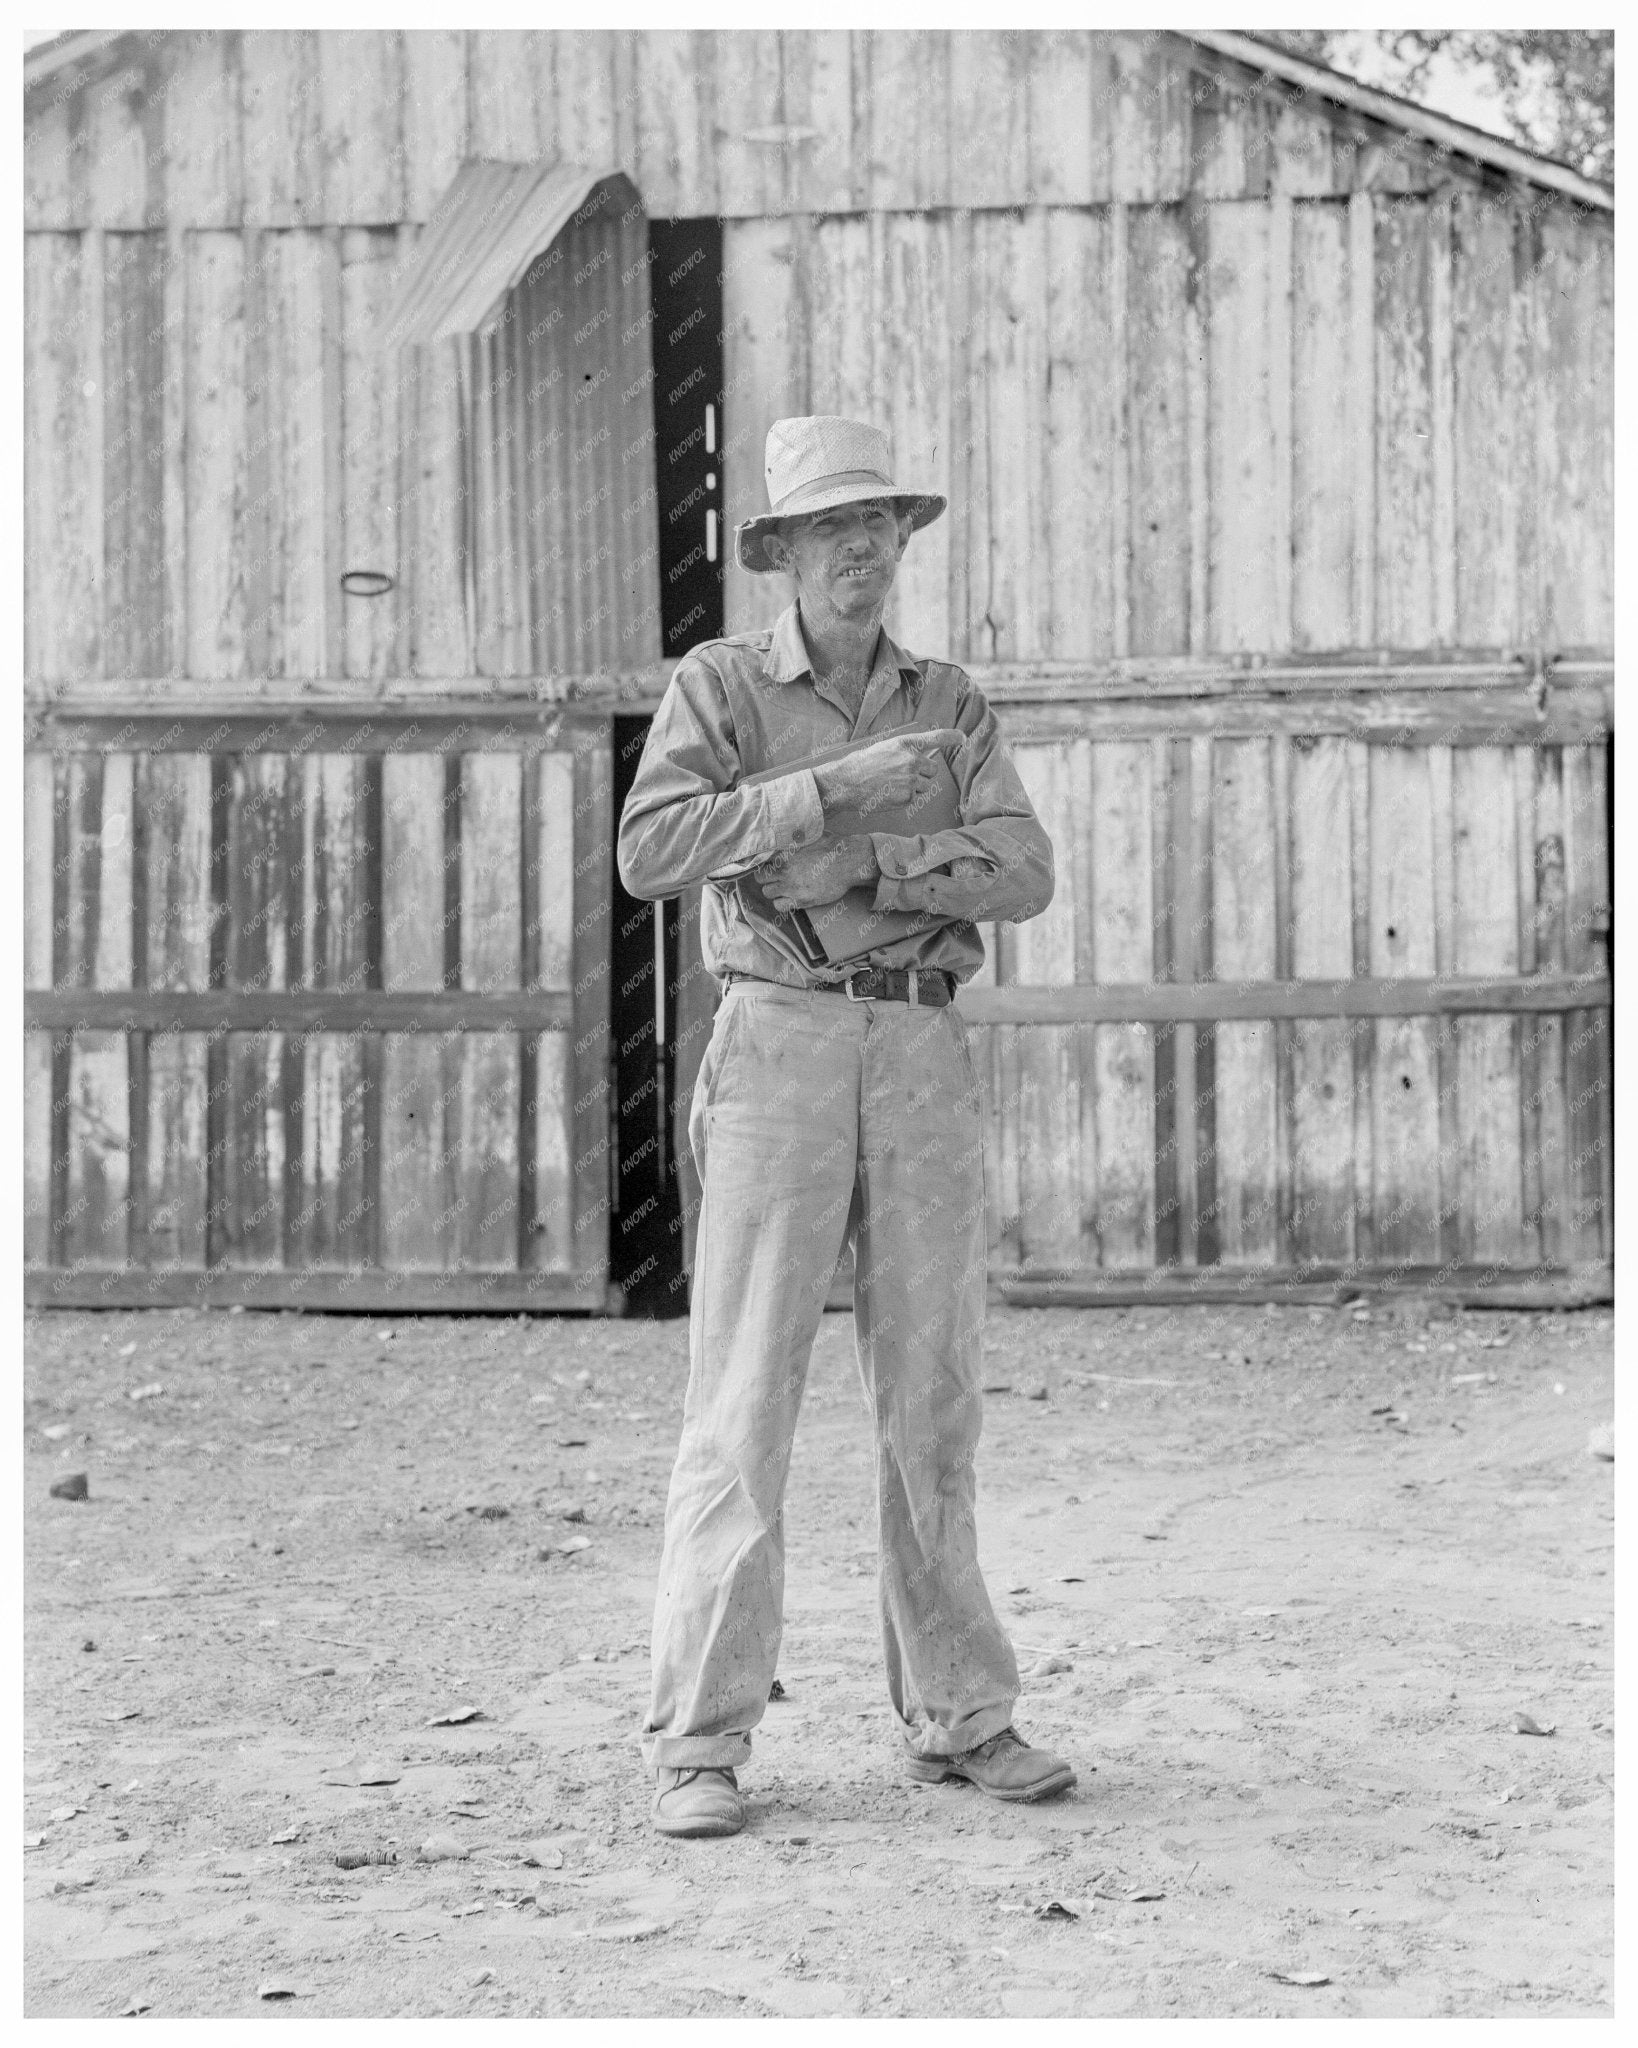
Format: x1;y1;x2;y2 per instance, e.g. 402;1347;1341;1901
23;709;616;1311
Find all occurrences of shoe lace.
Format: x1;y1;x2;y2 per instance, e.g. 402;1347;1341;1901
968;1727;1023;1762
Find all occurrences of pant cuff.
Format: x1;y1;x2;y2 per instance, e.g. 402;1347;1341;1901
897;1698;1018;1763
644;1731;753;1772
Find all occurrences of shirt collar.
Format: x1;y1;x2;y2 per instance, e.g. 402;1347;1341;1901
761;601;922;690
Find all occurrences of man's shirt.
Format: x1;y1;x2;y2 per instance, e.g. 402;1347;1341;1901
617;601;1054;987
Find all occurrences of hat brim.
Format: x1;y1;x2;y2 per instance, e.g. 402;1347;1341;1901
735;489;947;574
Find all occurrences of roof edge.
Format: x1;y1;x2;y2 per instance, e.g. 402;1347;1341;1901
1185;30;1612;212
24;29;132;94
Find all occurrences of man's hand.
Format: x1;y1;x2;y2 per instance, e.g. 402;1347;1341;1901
810;731;953;821
754;834;878;912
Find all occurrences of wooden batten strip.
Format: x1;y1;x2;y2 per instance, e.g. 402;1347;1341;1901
26;991;576;1033
25;1267;618;1313
994;1262;1611;1311
1187;734;1216;1266
569;730;614;1289
25;687;1610;756
1149;737;1178;1267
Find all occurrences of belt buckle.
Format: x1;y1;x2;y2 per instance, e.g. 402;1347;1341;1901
843;970;874;1003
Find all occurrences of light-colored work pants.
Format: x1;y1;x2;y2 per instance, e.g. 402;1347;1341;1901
643;978;1020;1770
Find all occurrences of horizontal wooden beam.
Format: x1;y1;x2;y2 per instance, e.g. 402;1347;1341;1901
25;1266;620;1314
958;975;1610;1026
24;705;608;756
24;991;574;1033
992;692;1609;744
23;656;1614;742
993;1262;1612;1310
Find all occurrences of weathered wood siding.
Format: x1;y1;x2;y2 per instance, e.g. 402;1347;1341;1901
27;28;1538;232
719;194;1613;662
23;712;617;1311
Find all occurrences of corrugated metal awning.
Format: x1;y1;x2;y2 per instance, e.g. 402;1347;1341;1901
378;159;643;350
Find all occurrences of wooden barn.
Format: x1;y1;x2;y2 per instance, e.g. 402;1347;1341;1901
23;28;1613;1313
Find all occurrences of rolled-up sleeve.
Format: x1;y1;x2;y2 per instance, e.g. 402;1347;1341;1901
617;656;826;901
867;679;1055;924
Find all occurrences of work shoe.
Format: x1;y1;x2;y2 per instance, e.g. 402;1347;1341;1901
905;1727;1076;1803
651;1765;744;1838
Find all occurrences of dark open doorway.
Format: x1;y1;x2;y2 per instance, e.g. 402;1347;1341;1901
607;219;725;1316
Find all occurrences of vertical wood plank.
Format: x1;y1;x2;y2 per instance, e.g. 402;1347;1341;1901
139;752;211;1269
1528;748;1567;1264
340;229;403;678
1347;739;1375;1265
458;753;522;1269
380;753;454;1270
1210;739;1278;1264
402;29;469;224
1374;197;1434;647
1348;193;1376;645
466;31;555;165
1369;746;1440;1262
1008;743;1083;1267
24;233;101;684
24;75;88;230
1561;744;1610;1260
949;32;1028;209
1025;29;1098;205
1287;739;1356;1263
807;216;875;430
634;30;713;220
321;30;404;225
857;30;949;211
1451;748;1525;1262
25;1035;55;1266
292;755;373;1268
966;210;1049;663
216;756;292;1267
722;217;808;637
1450;192;1520;649
1044;207;1119;660
186;232;248;679
526;745;578;1276
1206;201;1283;651
1130;198;1187;647
570;726;614;1297
1537;211;1614;650
1111;32;1189;202
102;231;167;678
242;30;323;227
879;215;952;657
1089;738;1154;1266
1428;194;1456;647
401;326;471;676
159;227;188;678
163;29;245;229
1270;95;1335;197
711;29;785;218
85;62;155;229
62;755;134;1268
1292;198;1359;650
781;29;854;214
25;756;56;992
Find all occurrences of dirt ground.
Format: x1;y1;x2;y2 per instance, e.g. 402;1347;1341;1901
23;1294;1614;2019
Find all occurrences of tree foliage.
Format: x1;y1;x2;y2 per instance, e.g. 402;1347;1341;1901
1256;29;1613;186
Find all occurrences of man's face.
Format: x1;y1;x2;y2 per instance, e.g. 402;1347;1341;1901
767;499;911;617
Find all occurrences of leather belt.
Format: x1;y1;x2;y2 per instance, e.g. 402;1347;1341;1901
722;966;955;1007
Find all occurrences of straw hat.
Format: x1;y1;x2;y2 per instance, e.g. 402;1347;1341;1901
734;415;946;573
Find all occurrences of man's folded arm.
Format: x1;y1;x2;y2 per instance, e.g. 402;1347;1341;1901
616;661;826;902
866;682;1054;923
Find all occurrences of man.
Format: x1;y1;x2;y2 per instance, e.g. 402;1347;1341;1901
618;415;1073;1840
